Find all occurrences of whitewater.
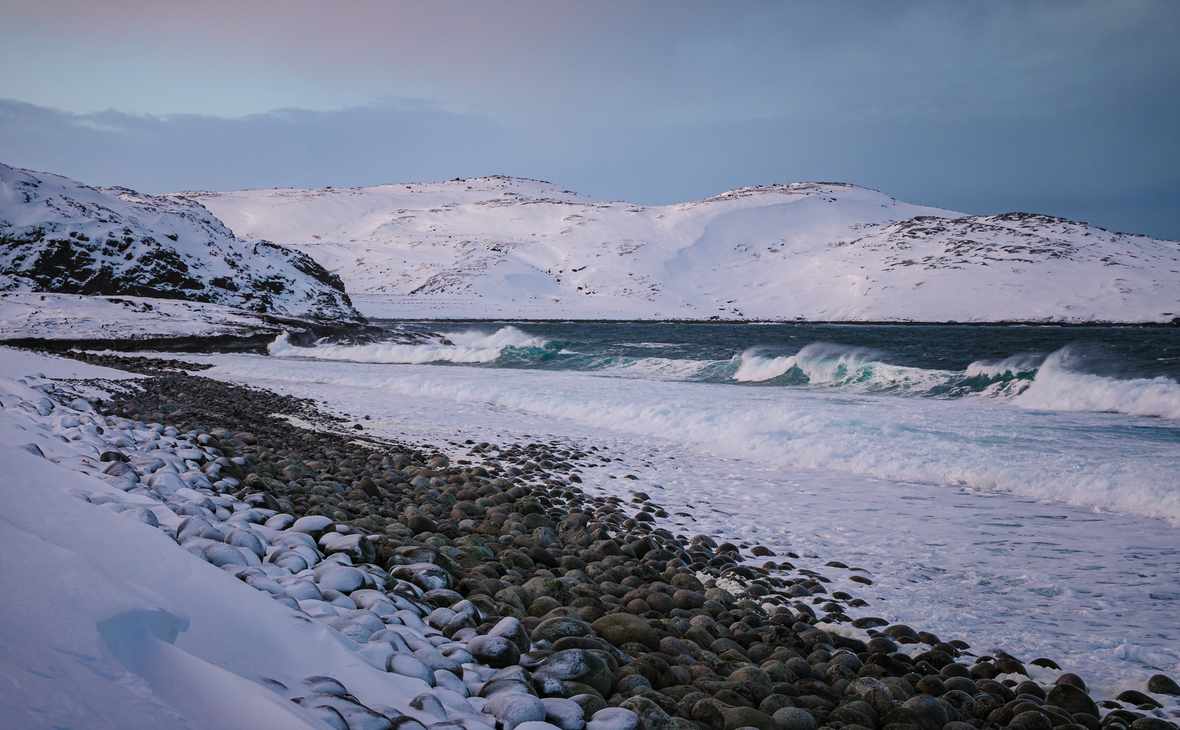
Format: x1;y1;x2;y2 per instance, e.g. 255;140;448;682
262;323;1180;520
161;321;1179;691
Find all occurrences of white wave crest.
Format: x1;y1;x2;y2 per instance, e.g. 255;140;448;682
267;326;549;365
734;343;952;393
1016;348;1180;419
439;326;549;350
732;351;795;382
965;353;1043;378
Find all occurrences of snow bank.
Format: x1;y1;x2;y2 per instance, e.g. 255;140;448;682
0;292;281;341
0;347;492;729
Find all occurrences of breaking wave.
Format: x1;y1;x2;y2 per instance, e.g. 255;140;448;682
269;330;1180;420
732;343;1036;398
1014;348;1180;419
267;326;558;365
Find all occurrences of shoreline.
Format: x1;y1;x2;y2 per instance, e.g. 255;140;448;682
2;318;1177;359
6;345;1178;730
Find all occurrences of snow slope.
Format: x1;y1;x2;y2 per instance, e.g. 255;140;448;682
186;178;1180;322
0;163;363;323
0;292;283;341
0;347;494;729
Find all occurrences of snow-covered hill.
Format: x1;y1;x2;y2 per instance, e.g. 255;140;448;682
0;164;363;323
186;177;1180;323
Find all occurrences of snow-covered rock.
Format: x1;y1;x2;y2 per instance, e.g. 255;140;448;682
0;292;287;341
0;163;363;323
187;177;1180;323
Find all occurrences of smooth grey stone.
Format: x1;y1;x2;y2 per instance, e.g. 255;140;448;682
489;616;532;654
467;635;522;669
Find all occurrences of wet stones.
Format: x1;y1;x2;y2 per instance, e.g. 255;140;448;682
543;697;587;730
387;653;436;686
1147;674;1180;696
291;515;335;540
391;563;452;592
1046;683;1100;719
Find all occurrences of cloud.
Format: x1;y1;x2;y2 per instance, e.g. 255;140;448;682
4;0;1178;125
1;1;1177;239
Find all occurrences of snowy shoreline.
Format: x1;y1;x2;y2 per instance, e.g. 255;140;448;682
2;344;1179;730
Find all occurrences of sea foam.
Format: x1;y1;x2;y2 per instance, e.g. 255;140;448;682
1015;348;1180;419
268;326;550;365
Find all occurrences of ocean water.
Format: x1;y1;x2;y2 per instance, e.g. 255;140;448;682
186;322;1179;692
268;322;1180;520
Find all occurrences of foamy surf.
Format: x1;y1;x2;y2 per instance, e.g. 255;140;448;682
1016;348;1180;419
268;326;552;365
202;350;1180;525
269;326;1180;421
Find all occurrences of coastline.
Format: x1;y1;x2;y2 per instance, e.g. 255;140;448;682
3;343;1178;730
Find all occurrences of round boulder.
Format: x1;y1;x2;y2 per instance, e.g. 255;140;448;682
1147;675;1180;696
772;707;818;730
590;614;660;652
322;533;376;564
291;515;335;541
570;694;608;722
532;649;613;698
1045;684;1099;719
468;635;522;669
391;563;452;592
1012;711;1054;730
490;616;534;654
533;617;596;645
721;706;776;730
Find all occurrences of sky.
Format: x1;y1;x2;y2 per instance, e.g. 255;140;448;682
1;0;1178;240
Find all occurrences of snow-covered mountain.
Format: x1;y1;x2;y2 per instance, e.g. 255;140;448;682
186;177;1180;323
0;164;363;323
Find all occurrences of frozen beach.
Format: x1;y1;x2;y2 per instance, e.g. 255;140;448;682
192;322;1180;691
2;320;1178;730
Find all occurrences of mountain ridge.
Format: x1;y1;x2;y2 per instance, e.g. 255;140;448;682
182;175;1180;323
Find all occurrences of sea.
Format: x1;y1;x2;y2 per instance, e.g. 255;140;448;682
184;322;1180;692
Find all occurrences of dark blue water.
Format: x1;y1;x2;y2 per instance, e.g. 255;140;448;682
372;321;1180;381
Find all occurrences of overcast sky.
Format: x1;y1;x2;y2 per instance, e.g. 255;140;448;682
2;0;1177;239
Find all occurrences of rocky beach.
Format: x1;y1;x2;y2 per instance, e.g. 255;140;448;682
3;344;1177;730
